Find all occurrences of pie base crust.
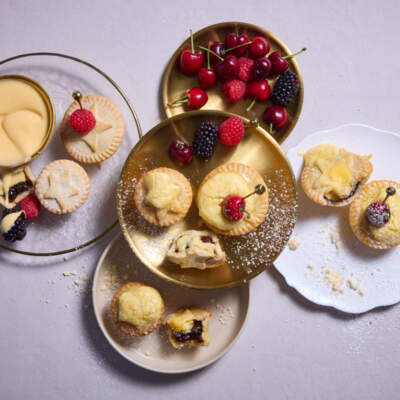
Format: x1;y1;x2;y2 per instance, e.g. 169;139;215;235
349;180;400;249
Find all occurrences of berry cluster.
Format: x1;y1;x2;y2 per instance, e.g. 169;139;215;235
172;29;305;133
169;116;245;166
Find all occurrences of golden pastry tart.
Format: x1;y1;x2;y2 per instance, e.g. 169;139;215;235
166;308;211;349
167;230;226;270
110;282;165;337
61;95;124;164
35;159;90;215
196;163;268;236
0;166;35;209
134;167;192;226
301;144;373;207
349;180;400;249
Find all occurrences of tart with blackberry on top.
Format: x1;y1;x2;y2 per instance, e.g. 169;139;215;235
61;91;124;164
134;167;192;227
111;282;165;337
197;163;268;236
301;144;373;207
166;308;211;349
167;230;226;270
349;180;400;249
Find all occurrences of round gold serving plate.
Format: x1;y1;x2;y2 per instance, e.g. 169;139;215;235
162;21;304;144
0;74;56;168
117;110;298;289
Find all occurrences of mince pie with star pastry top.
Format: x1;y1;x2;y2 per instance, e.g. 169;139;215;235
35;159;90;214
61;95;124;164
301;143;373;207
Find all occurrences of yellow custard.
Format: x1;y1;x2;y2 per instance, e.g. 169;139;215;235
0;78;50;168
144;171;181;209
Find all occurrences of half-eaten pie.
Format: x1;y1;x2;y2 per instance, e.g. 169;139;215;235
301;143;373;207
167;230;226;270
166;308;211;349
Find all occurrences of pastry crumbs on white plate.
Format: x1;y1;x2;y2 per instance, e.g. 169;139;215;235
324;269;344;293
288;237;300;250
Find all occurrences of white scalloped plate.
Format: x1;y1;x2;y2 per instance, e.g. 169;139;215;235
274;124;400;314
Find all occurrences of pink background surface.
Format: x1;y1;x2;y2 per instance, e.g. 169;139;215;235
1;0;400;399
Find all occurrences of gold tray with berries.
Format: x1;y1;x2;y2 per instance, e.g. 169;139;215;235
0;52;141;256
117;110;298;289
162;22;305;144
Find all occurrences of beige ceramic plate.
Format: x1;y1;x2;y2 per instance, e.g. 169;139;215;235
162;21;304;144
117;110;298;289
92;234;250;373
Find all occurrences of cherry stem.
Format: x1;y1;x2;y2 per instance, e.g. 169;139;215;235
199;45;224;61
283;47;307;60
235;25;239;37
224;40;252;54
207;44;210;69
383;186;396;203
72;91;83;109
189;29;195;53
246;97;257;112
239;207;250;217
243;184;266;200
269;123;273;135
170;95;189;106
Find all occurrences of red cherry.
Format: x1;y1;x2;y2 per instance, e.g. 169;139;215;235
216;55;239;80
225;33;250;57
209;42;225;65
249;36;270;59
251;57;272;81
169;140;193;166
246;80;271;112
268;48;306;74
198;67;216;90
262;106;287;130
179;30;204;76
222;195;246;221
169;87;208;110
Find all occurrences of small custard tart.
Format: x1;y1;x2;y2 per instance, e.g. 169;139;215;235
349;180;400;249
301;144;373;207
166;308;211;349
197;163;268;236
110;282;165;337
134;167;193;226
61;95;124;164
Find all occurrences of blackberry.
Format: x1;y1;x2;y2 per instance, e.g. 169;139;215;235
192;122;218;159
271;70;300;107
1;208;26;242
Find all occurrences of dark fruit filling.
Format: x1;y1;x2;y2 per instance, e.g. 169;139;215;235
8;180;32;202
173;320;203;343
2;213;26;242
324;182;360;203
200;235;213;243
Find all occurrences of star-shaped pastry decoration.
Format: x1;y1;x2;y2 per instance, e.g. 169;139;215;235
44;170;80;211
81;103;112;152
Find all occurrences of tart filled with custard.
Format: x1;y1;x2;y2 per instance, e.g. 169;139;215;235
349;180;400;249
301;144;373;207
111;282;165;337
134;167;193;226
197;163;268;236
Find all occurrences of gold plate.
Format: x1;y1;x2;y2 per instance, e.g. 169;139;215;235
162;21;304;144
117;110;297;289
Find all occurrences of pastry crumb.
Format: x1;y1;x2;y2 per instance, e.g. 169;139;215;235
63;270;77;276
307;263;314;270
288;237;300;251
324;269;344;293
329;227;341;253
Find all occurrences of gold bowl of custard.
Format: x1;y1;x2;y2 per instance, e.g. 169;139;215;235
0;74;55;169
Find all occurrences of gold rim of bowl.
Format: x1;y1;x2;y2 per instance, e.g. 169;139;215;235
162;21;304;144
0;74;55;169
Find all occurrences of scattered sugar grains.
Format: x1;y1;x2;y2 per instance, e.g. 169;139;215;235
214;303;235;325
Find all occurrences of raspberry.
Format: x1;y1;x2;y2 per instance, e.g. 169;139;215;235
237;57;254;82
20;194;41;220
69;109;96;134
221;80;246;103
219;116;245;146
271;70;300;107
192;122;218;159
